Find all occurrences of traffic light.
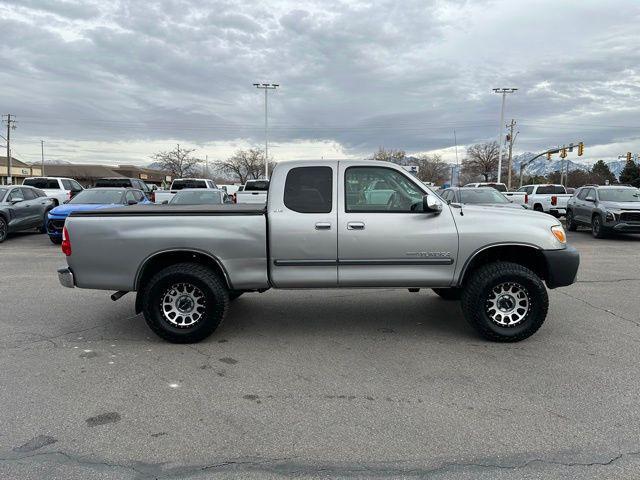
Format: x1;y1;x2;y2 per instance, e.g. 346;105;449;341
560;148;567;159
577;142;584;156
546;152;552;160
627;152;632;162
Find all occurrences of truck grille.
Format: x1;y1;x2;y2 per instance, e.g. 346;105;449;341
620;212;640;223
47;219;65;231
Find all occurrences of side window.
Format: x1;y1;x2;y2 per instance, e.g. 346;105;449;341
8;189;25;202
70;180;83;191
441;190;451;202
283;166;333;213
21;188;37;200
133;190;145;202
576;189;587;200
61;179;73;190
525;186;534;195
345;167;424;212
125;191;137;203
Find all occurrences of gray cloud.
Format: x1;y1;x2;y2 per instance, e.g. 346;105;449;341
1;0;639;163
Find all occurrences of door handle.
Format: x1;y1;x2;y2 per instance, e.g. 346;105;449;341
347;222;365;230
315;222;331;230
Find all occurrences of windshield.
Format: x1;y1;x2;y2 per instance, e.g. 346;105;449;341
599;188;640;202
0;188;7;201
171;180;206;190
69;189;125;204
170;191;222;205
460;188;509;204
244;180;269;191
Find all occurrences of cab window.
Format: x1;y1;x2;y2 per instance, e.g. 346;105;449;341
284;166;332;213
345;167;424;212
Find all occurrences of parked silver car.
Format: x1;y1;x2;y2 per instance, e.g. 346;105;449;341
566;185;640;238
0;185;56;242
439;187;526;209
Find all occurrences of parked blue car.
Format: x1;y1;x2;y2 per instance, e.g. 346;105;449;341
47;187;151;244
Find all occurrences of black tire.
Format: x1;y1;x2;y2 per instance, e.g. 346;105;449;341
591;214;607;239
49;236;62;245
0;217;7;243
39;210;51;234
461;261;549;342
565;210;578;231
229;291;244;301
141;262;229;343
432;288;461;300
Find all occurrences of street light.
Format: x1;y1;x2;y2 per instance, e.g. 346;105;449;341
253;83;279;180
492;88;517;183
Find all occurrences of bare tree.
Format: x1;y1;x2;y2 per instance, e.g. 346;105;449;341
371;147;407;164
151;144;201;178
461;141;499;182
414;153;450;184
217;148;270;184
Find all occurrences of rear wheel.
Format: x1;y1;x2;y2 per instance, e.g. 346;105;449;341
432;288;461;300
533;204;543;212
565;210;577;231
0;217;7;243
461;261;548;342
141;262;229;343
39;210;51;233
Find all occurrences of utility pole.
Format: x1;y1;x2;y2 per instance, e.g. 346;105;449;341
492;88;517;183
253;83;279;180
3;114;16;185
204;154;208;179
41;140;45;176
453;129;459;187
506;119;518;190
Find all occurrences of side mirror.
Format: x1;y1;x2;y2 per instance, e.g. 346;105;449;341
161;200;169;205
585;196;595;202
422;194;443;214
127;199;137;205
11;198;22;204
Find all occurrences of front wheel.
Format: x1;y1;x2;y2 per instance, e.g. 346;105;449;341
565;210;578;231
141;262;229;343
591;215;607;239
461;261;549;342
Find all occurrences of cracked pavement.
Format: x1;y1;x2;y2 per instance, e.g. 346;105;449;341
1;230;640;479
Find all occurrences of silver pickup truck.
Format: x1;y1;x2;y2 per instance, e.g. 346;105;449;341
58;160;579;344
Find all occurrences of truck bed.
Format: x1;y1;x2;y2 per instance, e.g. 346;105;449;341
66;204;269;291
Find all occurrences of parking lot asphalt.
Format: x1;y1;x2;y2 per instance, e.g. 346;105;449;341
1;229;640;479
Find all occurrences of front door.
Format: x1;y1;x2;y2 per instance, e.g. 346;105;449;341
338;163;458;287
6;188;31;230
268;162;338;288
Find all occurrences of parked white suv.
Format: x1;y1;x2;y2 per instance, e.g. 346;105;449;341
22;177;84;205
154;178;218;204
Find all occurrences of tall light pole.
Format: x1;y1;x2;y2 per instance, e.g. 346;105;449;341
492;88;517;183
253;83;279;180
41;140;45;176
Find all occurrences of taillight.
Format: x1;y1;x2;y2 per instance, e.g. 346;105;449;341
61;226;72;256
150;192;155;203
551;195;557;206
232;193;237;203
524;194;528;204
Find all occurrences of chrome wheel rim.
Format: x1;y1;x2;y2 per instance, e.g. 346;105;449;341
485;282;530;327
593;218;600;234
160;283;206;328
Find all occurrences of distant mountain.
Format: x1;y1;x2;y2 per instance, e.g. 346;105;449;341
43;159;71;165
512;153;627;179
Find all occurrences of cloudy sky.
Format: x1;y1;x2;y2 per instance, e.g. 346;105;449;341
2;0;639;167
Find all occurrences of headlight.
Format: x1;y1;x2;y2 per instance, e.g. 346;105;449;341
604;210;616;221
551;225;566;244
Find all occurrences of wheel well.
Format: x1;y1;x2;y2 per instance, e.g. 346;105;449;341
460;245;547;286
135;251;231;292
533;203;543;210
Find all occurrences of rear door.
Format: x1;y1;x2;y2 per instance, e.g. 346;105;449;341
268;163;338;287
20;188;44;227
338;163;458;287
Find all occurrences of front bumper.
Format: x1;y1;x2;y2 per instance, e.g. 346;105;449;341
611;222;640;232
542;246;580;289
47;215;66;237
58;267;75;288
